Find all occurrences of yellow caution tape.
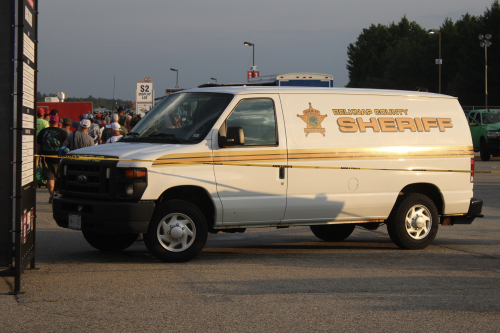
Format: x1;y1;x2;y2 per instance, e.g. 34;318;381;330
34;154;497;174
35;154;154;163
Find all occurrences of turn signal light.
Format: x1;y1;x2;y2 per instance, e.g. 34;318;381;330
471;157;474;183
124;169;147;178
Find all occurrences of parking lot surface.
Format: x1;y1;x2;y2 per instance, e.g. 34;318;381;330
1;159;499;332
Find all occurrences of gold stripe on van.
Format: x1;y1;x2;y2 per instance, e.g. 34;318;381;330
287;146;473;161
213;149;287;163
152;146;472;167
153;149;287;166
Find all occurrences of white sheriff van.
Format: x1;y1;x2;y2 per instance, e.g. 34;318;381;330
53;87;483;262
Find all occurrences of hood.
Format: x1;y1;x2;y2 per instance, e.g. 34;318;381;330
486;124;500;131
68;142;190;162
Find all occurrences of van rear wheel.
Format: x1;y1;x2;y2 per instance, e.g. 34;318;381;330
144;200;208;262
310;224;356;242
387;193;438;249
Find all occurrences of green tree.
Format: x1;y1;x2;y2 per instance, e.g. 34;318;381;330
347;1;500;107
347;16;434;91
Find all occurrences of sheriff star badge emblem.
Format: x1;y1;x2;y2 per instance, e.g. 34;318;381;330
297;103;327;137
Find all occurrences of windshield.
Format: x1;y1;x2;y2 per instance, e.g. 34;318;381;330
121;92;234;143
482;113;500;124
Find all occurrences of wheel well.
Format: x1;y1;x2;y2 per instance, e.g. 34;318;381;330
399;183;444;215
157;186;215;229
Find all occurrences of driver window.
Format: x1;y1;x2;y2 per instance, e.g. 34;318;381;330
224;98;277;146
475;112;481;124
468;112;478;125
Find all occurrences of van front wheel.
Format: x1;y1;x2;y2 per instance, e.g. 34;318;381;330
387;193;438;249
310;224;355;242
82;230;138;252
480;140;490;161
144;200;208;262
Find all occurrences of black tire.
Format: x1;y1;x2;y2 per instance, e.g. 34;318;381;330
480;139;490;161
144;200;208;263
310;224;356;242
82;230;138;252
386;193;438;250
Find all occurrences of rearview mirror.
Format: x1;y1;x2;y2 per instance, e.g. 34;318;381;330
219;126;245;147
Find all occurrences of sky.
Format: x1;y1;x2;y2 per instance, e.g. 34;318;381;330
38;0;494;101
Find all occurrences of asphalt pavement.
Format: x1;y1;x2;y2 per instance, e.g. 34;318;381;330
1;159;499;332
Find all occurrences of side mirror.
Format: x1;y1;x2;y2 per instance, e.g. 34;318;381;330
219;126;244;147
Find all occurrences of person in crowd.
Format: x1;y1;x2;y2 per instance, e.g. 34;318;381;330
61;118;72;136
129;114;141;129
36;108;48;137
62;119;94;151
72;114;86;130
101;113;128;143
117;106;127;126
95;120;105;143
36;115;68;203
104;112;111;125
125;114;133;131
105;122;123;143
43;110;51;122
86;114;100;145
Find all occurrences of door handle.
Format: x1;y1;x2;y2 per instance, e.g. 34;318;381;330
279;166;285;179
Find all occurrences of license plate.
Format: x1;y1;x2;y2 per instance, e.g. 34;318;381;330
68;213;82;230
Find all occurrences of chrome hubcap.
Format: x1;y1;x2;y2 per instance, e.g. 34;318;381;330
157;213;196;252
405;205;431;239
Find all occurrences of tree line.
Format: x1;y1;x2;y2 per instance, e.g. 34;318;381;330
346;1;499;107
36;92;133;110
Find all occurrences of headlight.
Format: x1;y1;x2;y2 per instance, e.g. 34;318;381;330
116;168;148;200
487;131;500;138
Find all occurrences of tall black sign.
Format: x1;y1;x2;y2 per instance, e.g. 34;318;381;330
0;0;37;293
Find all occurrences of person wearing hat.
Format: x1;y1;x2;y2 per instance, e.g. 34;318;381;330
86;114;100;145
105;122;123;143
101;113;128;143
36;115;69;203
72;113;87;130
62;119;94;152
43;109;51;122
95;120;105;143
36;107;49;137
61;118;73;136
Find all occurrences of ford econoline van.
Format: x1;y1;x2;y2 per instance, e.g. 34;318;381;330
52;87;483;262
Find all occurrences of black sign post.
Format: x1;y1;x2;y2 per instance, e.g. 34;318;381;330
0;0;38;294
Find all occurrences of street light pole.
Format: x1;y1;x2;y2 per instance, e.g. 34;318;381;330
438;32;441;94
170;68;179;88
479;34;492;110
428;30;442;94
243;41;255;69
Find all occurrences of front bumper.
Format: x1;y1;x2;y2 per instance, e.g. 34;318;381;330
443;198;483;225
53;196;155;233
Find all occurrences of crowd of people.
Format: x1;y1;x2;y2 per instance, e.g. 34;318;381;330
36;106;143;202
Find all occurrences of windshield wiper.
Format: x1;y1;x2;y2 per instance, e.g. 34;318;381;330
147;133;184;143
126;132;140;137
